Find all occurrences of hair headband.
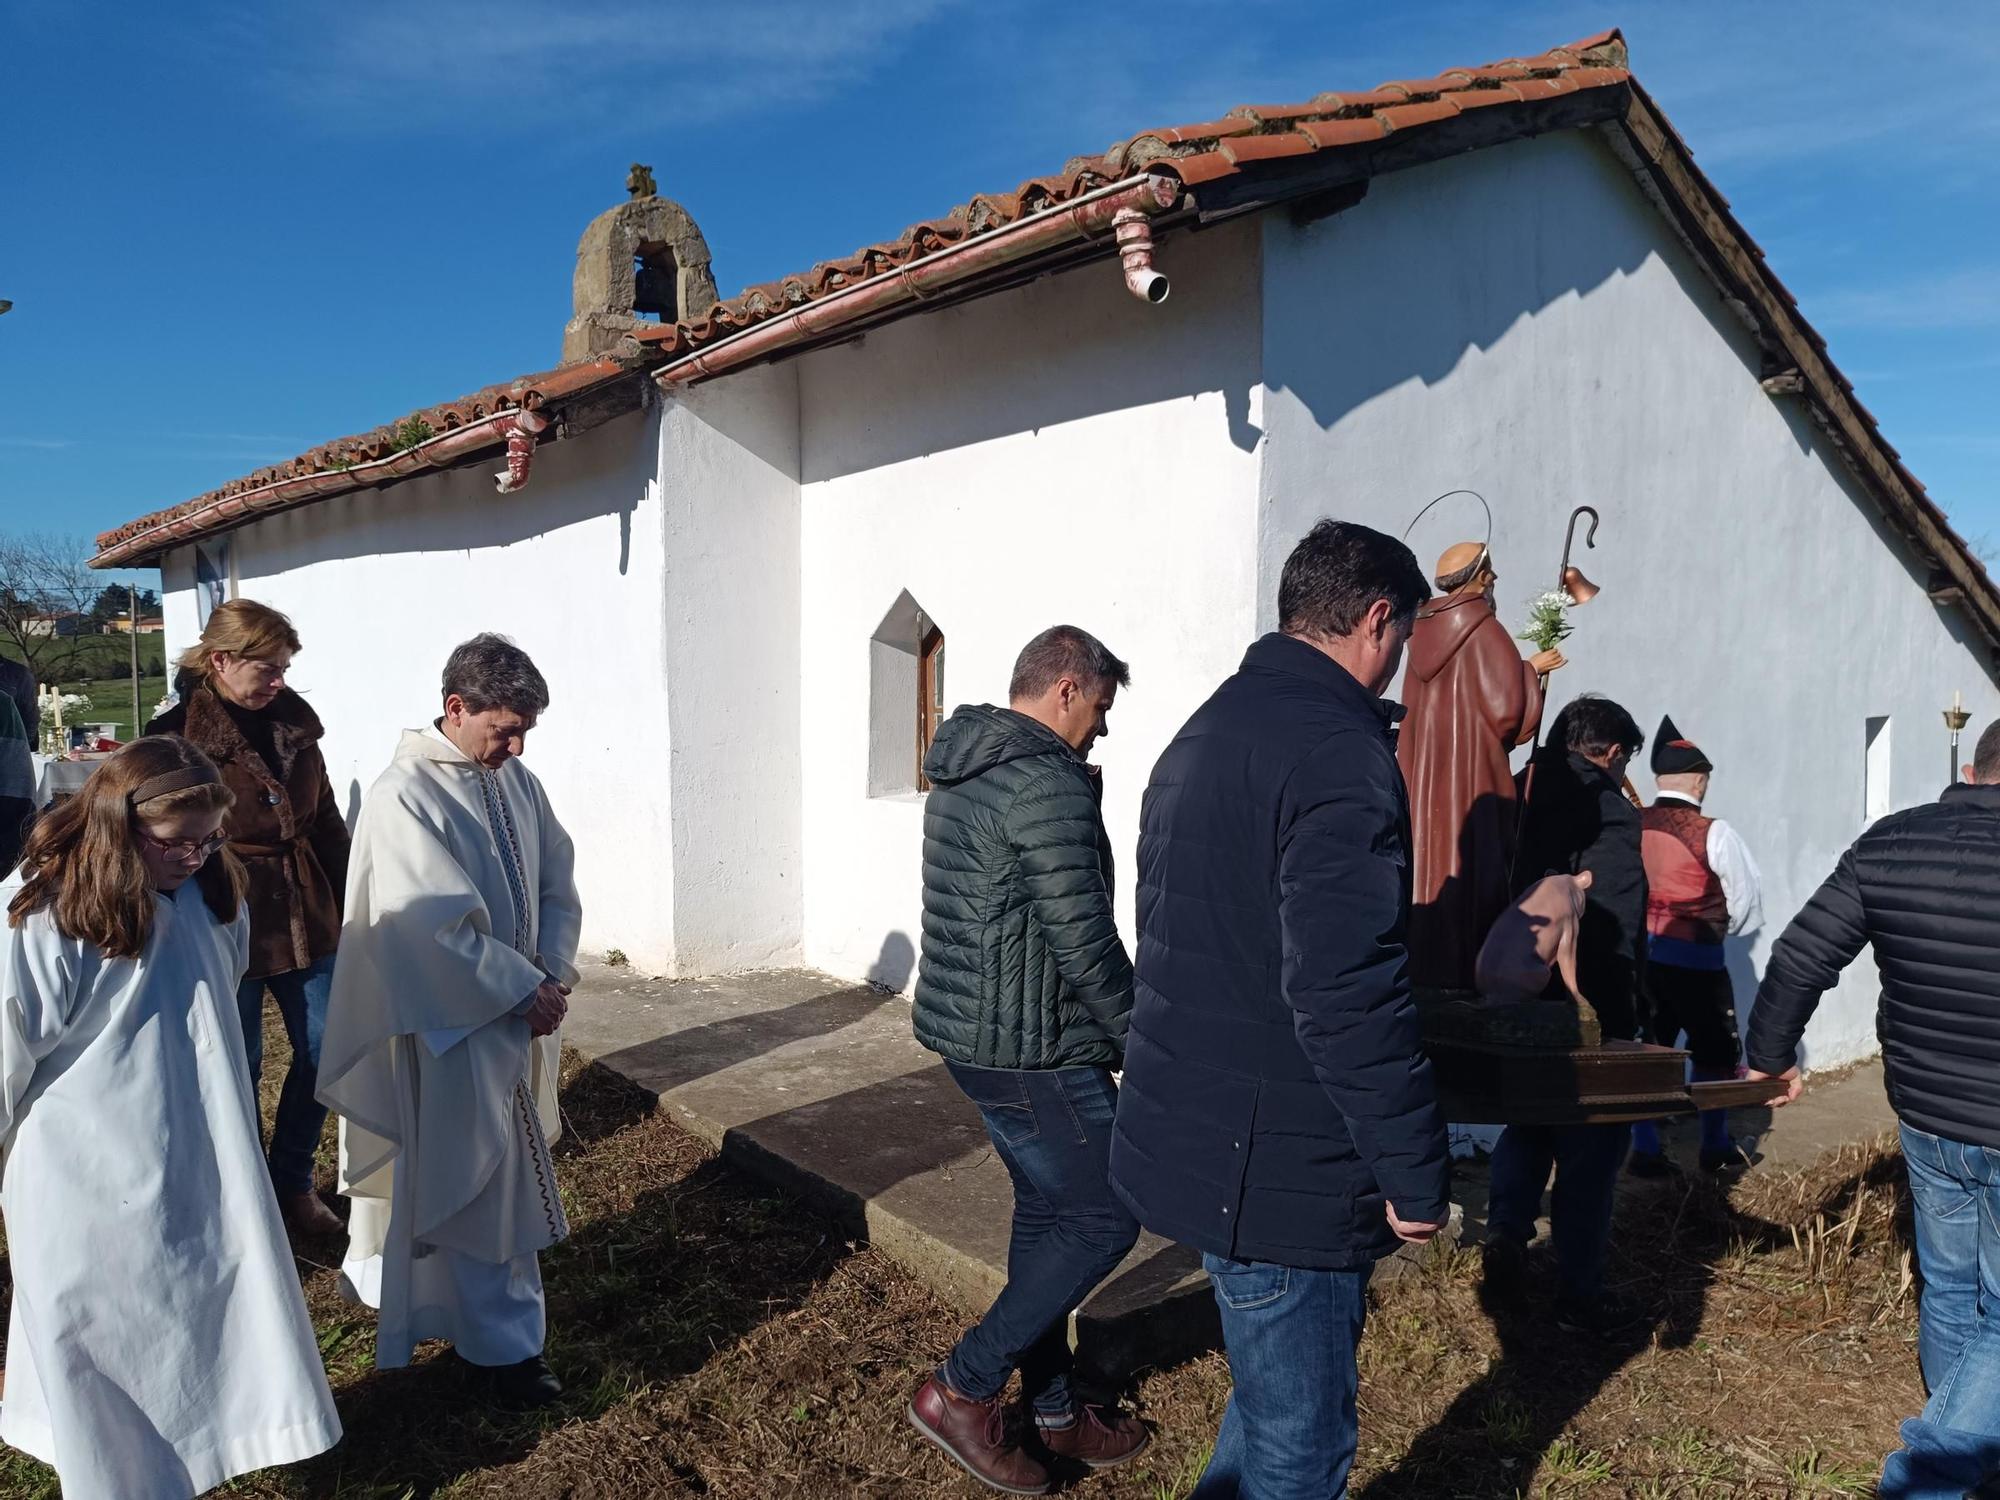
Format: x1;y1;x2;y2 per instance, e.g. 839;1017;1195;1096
130;765;221;804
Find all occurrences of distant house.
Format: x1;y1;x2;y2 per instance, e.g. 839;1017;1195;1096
21;613;88;639
91;30;2000;1071
102;616;166;635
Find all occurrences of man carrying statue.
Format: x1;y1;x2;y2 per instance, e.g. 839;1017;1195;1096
1399;539;1567;994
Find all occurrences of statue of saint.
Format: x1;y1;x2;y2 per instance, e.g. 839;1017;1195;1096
1398;542;1565;993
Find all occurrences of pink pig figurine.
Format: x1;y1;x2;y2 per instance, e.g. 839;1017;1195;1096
1474;870;1596;1014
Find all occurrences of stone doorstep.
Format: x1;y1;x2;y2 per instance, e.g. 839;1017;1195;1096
560;961;1891;1378
558;961;1460;1381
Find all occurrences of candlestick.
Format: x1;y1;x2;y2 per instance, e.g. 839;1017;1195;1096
1945;694;1974;785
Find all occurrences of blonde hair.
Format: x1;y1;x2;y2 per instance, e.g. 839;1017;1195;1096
9;737;245;957
175;598;302;681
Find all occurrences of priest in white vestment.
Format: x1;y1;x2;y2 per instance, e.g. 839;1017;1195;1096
317;634;582;1408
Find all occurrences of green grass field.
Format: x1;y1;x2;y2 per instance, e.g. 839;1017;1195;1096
3;636;171;743
48;677;169;742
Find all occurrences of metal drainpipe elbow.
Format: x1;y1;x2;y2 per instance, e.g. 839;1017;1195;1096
493;409;552;493
1113;207;1170;304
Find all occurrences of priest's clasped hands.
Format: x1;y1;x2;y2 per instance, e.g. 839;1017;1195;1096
523;978;570;1036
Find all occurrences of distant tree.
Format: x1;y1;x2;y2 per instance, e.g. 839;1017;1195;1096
87;582;160;625
0;534;105;682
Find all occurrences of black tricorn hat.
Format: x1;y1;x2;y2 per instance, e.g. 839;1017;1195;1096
1651;714;1713;776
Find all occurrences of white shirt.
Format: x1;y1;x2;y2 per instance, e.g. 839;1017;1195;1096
1655;790;1763;935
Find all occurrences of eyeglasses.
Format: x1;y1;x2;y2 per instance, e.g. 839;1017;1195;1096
139;830;227;862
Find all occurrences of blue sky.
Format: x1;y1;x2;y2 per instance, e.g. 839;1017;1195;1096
3;1;1995;591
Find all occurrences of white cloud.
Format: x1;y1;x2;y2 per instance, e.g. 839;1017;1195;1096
1559;2;2000;174
225;0;966;132
1812;268;2000;330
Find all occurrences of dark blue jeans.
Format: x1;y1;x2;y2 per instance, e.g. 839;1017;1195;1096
237;954;336;1197
1875;1123;2000;1495
941;1062;1139;1415
1195;1254;1369;1499
1878;1416;2000;1500
1487;1122;1630;1300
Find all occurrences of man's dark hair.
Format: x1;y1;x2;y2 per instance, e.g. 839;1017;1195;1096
1008;625;1130;702
1552;695;1644;760
1975;720;2000;782
1278;519;1431;639
442;633;550;715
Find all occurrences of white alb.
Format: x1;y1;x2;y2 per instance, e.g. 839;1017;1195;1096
0;880;341;1498
318;725;582;1368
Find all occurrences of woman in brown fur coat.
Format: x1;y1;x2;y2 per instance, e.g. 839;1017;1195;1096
147;599;350;1236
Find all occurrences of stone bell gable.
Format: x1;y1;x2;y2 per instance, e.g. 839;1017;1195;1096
561;166;720;364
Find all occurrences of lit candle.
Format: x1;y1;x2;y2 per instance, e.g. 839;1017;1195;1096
1955;689;1964;712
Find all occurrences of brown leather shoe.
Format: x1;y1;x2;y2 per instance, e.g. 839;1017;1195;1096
280;1190;344;1238
1037;1403;1152;1469
907;1375;1052;1495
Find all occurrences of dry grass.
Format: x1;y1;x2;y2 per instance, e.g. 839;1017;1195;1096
0;1013;1921;1498
1345;1135;1915;1498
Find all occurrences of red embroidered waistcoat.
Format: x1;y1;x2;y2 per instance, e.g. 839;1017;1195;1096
1641;802;1728;947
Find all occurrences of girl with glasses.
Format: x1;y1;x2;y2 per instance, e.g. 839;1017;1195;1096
0;736;340;1498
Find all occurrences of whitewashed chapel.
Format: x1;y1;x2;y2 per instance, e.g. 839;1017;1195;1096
95;30;2000;1071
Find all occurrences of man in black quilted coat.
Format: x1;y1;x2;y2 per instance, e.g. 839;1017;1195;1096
1748;720;2000;1496
906;625;1149;1494
1110;520;1448;1500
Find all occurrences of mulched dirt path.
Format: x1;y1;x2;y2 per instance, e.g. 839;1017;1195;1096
0;1036;1918;1498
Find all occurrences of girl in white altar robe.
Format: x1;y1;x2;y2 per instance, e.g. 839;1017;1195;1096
0;737;340;1500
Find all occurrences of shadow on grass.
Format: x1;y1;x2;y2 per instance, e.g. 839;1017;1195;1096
275;1057;864;1498
1355;1148;1915;1499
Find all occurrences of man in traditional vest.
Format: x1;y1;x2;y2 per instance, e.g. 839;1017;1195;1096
1630;715;1762;1177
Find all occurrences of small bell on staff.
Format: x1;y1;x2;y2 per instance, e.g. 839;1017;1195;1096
1559;564;1600;606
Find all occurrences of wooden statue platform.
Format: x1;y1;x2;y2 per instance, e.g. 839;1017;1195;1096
1416;991;1789;1125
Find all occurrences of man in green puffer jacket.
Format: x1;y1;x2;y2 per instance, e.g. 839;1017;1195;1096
906;625;1151;1495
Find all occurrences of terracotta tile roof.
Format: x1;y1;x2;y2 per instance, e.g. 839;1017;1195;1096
94;31;1633;566
617;31;1631;364
87;27;2000;671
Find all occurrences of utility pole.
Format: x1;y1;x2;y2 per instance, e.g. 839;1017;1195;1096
129;584;141;741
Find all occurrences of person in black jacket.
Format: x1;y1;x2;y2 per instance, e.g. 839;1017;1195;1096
1110;520;1448;1500
1484;695;1647;1336
906;625;1149;1495
1747;720;2000;1496
0;656;35;751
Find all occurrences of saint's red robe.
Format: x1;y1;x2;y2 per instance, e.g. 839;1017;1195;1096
1397;592;1545;992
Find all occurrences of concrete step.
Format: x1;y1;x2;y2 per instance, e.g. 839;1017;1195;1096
559;960;1888;1376
557;961;1222;1376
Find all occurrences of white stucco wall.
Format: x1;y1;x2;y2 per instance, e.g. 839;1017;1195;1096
795;217;1266;989
1257;127;2000;1069
657;366;806;972
142;123;1996;1071
156;408;681;974
159;553;202;657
